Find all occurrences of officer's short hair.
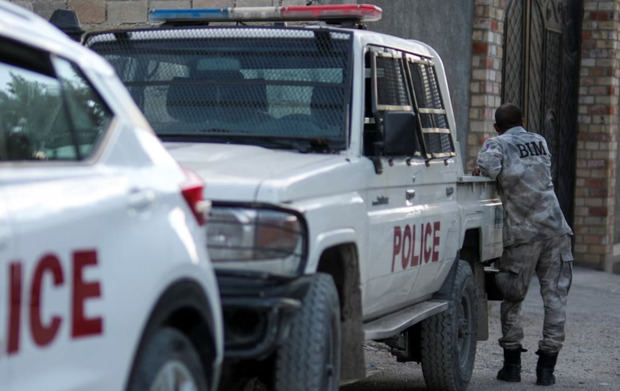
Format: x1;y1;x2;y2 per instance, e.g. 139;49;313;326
495;103;522;131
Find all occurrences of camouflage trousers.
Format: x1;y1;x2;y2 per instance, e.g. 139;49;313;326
496;234;573;353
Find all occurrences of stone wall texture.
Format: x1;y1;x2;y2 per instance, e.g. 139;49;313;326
466;0;505;172
575;0;619;272
8;0;306;28
467;0;619;272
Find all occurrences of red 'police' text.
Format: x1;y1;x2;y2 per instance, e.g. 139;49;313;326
392;221;440;272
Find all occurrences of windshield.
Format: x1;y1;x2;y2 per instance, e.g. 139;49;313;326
87;27;352;152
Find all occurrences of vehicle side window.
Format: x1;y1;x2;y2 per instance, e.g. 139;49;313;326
373;54;411;110
0;38;111;162
53;57;112;159
364;48;421;157
407;59;455;158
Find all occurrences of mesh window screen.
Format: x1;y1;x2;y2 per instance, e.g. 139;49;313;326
374;55;410;109
409;61;454;157
411;63;442;109
86;28;352;142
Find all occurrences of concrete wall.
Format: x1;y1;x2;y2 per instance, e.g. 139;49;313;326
365;0;474;159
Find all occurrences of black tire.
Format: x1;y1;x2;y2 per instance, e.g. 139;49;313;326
127;327;208;391
275;273;341;391
420;260;478;391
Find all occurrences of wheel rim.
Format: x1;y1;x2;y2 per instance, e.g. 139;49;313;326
150;360;199;391
457;288;473;369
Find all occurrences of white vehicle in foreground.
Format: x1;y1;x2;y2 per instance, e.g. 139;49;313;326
0;3;222;391
85;4;504;391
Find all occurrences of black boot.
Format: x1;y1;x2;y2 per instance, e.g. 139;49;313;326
536;350;558;386
497;347;524;382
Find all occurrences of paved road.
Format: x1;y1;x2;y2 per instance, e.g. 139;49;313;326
342;266;620;391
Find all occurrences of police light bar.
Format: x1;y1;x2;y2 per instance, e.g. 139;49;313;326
149;4;382;23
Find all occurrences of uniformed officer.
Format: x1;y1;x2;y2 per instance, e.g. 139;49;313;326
474;103;573;386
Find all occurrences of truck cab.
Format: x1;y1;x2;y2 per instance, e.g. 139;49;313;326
83;5;502;391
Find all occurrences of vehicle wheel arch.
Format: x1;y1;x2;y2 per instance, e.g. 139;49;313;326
124;279;219;391
316;243;365;382
460;228;480;265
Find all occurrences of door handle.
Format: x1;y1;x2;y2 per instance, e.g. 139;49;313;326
446;187;454;197
406;189;416;201
127;188;155;211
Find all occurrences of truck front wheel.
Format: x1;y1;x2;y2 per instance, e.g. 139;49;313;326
126;327;208;391
274;273;341;391
420;260;478;391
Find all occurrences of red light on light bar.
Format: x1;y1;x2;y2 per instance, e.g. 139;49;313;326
282;4;382;22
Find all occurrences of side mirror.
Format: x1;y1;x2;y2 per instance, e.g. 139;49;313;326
383;111;418;156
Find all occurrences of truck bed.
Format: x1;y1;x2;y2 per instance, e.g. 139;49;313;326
457;175;503;263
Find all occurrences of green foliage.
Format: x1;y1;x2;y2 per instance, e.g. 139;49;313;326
0;72;62;134
0;68;109;160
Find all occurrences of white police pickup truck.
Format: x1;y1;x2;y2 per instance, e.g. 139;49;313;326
0;3;222;391
83;4;503;391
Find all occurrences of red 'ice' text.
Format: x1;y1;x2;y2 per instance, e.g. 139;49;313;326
4;250;103;355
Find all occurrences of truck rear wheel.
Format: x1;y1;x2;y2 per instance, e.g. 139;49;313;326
127;327;208;391
420;260;478;391
274;273;341;391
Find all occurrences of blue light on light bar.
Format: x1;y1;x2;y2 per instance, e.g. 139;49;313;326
148;8;229;22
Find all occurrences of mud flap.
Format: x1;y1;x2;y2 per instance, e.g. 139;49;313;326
484;268;503;301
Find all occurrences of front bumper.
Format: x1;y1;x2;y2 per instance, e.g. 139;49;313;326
216;270;313;361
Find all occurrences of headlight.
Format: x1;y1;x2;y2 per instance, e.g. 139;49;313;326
206;206;306;276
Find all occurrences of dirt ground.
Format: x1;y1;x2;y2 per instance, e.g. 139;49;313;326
342;266;620;391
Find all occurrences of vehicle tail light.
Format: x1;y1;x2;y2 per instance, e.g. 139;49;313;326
181;168;210;226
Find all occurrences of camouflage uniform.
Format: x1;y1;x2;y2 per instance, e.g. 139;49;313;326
477;126;573;354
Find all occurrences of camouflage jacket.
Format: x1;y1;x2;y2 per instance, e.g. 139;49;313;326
477;126;572;247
